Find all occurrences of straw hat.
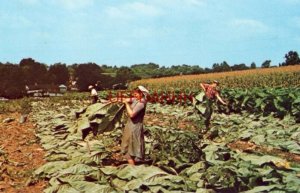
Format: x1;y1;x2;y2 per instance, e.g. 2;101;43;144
137;85;150;96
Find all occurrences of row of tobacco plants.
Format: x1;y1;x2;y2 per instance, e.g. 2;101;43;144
28;84;300;193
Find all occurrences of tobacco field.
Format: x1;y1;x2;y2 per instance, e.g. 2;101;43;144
131;65;300;91
21;86;300;193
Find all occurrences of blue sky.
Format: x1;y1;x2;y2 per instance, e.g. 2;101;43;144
0;0;300;67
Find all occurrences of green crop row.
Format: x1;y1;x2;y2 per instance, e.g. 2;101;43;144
193;88;300;122
130;66;300;91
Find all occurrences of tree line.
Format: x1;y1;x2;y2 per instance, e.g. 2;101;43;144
0;50;299;98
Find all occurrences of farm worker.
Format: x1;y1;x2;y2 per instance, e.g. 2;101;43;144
121;85;149;165
88;85;98;104
200;80;227;131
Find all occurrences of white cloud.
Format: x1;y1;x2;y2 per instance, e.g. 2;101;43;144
105;6;131;20
152;0;206;8
51;0;94;10
185;0;205;6
128;2;162;16
19;0;39;5
105;2;163;20
230;19;268;32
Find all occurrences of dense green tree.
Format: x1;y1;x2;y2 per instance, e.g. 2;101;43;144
231;63;249;71
212;61;231;72
261;60;271;68
48;63;69;85
131;63;160;78
221;61;231;71
74;63;105;91
190;65;205;74
101;64;118;73
282;51;300;66
0;63;25;98
115;66;140;84
130;63;205;78
19;58;48;85
250;62;256;69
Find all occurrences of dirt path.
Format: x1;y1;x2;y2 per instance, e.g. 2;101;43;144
0;113;46;193
228;140;300;164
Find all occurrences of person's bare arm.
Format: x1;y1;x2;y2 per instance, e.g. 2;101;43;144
124;101;145;118
200;83;206;92
109;97;132;103
216;93;227;105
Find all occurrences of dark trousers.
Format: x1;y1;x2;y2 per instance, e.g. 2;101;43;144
91;96;98;104
204;99;214;129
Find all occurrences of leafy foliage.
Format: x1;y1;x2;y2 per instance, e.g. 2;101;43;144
73;63;106;91
31;95;300;192
0;63;25;98
220;88;300;121
48;63;70;85
74;102;125;140
282;50;300;66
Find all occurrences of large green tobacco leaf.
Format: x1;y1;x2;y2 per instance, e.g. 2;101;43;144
203;144;231;165
239;154;284;166
185;161;206;176
35;161;67;177
196;188;216;193
59;164;98;175
195;92;205;103
100;166;119;175
241;185;279;193
115;165;167;180
204;165;238;190
75;102;125;140
68;181;115;193
193;92;207;115
278;141;300;154
91;103;125;135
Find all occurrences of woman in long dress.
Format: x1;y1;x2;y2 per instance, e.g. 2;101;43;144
121;86;149;165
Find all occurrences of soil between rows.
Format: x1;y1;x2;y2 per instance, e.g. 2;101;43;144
0;113;46;193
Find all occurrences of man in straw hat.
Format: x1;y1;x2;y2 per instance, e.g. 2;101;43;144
200;80;227;132
121;85;149;165
88;85;98;104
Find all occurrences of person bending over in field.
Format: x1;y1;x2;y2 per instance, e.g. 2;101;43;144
121;85;149;165
88;85;98;104
200;80;227;132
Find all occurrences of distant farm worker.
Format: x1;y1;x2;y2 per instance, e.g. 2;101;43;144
121;85;149;165
88;85;98;104
200;80;227;131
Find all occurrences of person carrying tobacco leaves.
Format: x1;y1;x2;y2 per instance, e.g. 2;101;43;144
200;80;227;132
119;85;149;165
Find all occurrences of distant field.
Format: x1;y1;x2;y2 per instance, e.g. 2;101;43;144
101;72;116;77
130;65;300;91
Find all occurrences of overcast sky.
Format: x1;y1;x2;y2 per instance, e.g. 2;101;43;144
1;0;300;67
